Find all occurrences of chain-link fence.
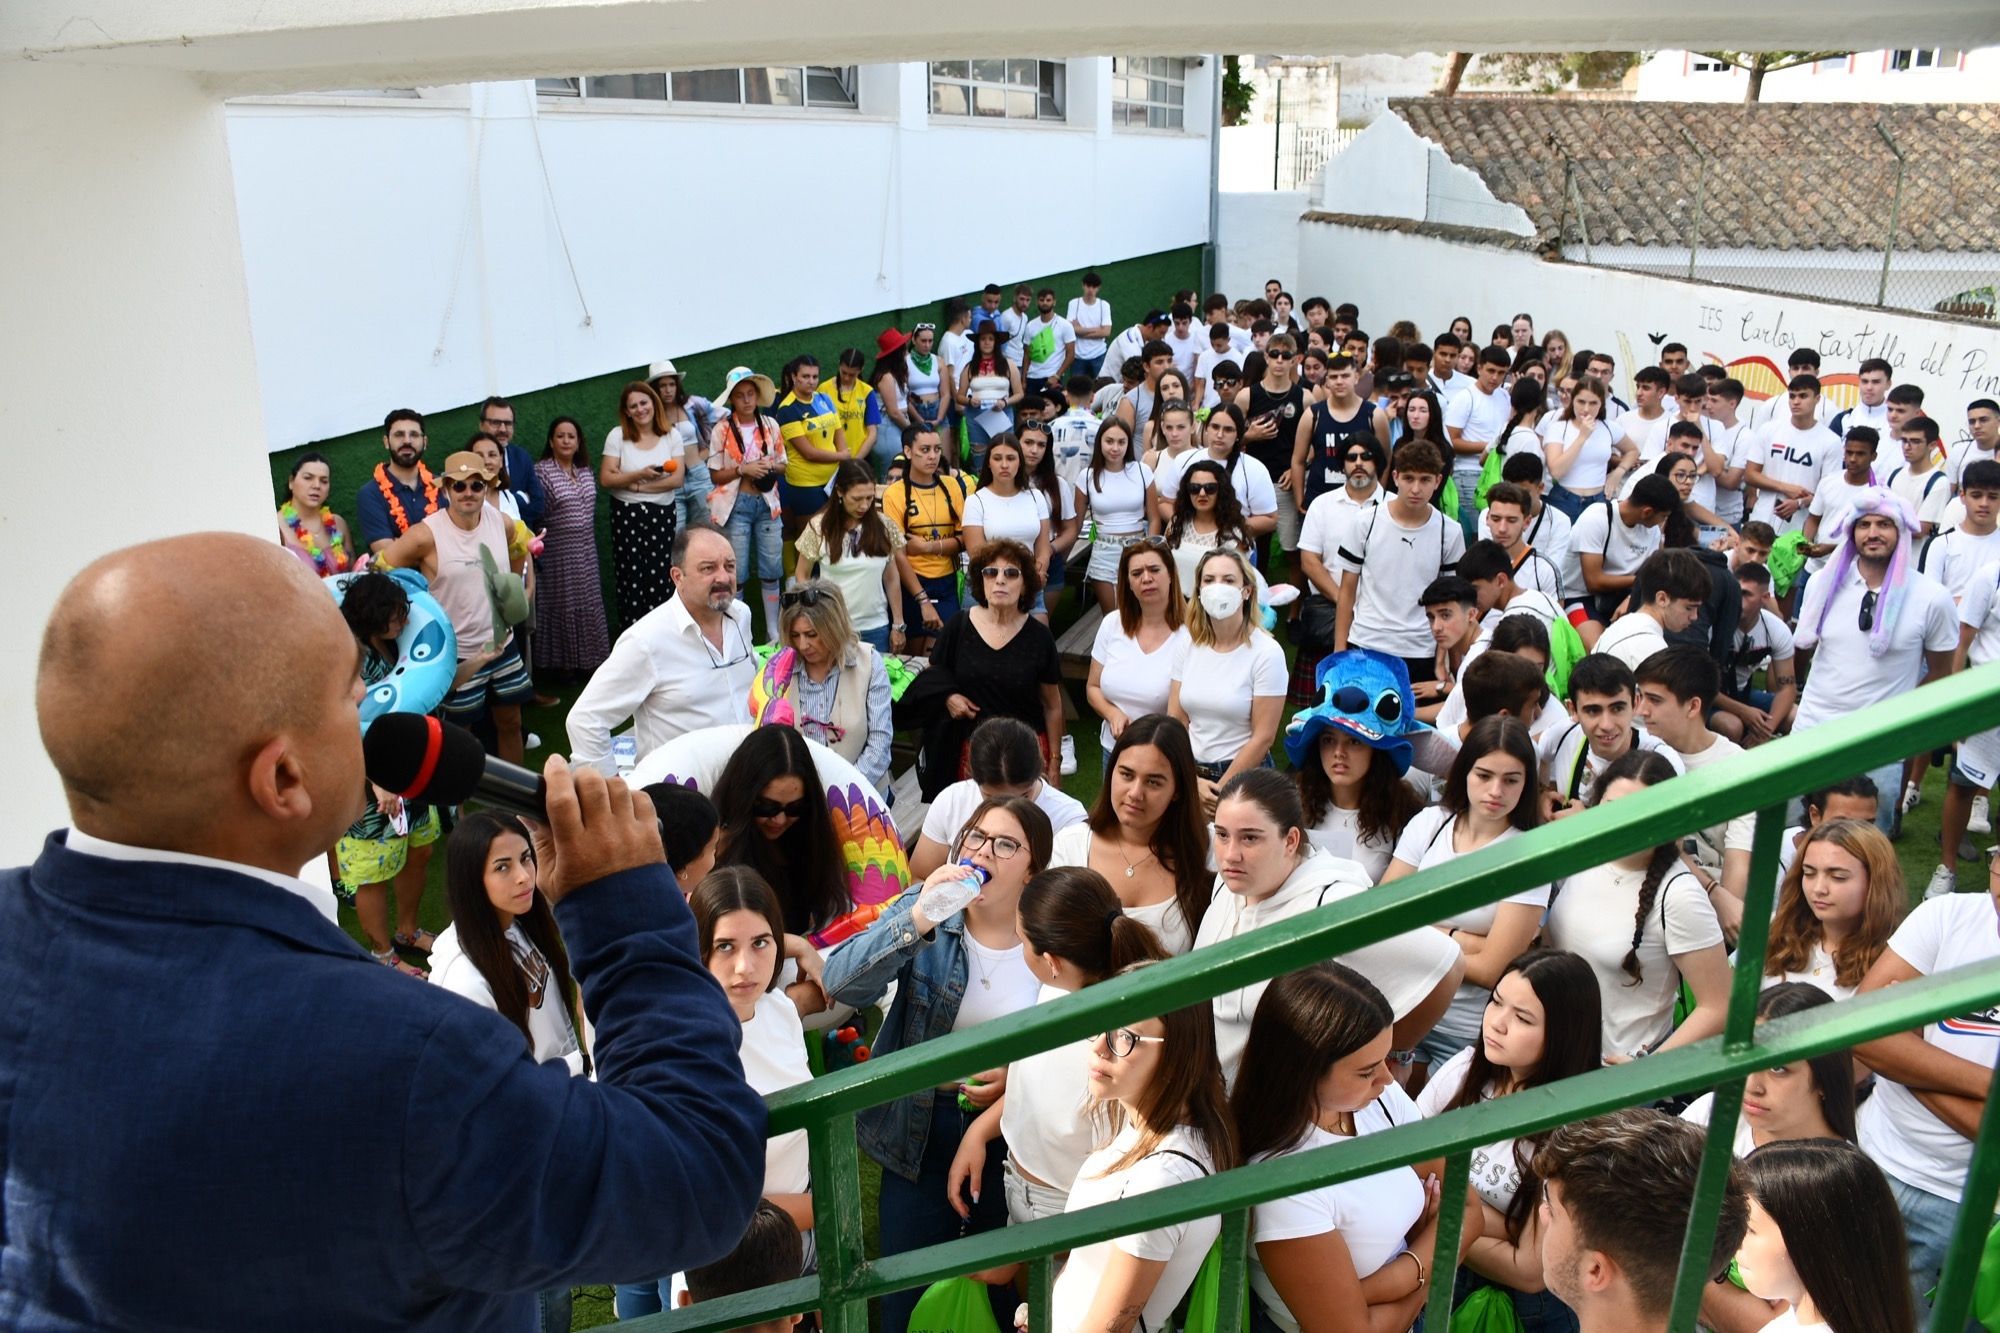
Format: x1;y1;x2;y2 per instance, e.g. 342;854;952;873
1544;126;1998;322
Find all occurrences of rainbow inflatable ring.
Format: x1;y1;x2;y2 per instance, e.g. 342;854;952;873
627;724;911;948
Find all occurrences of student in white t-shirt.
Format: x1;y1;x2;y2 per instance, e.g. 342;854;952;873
1381;716;1547;1072
947;867;1169;1228
1570;475;1677;627
1081;417;1159;612
1947;397;2000;491
1169;549;1287;788
1232;963;1457;1333
1543;748;1730;1061
1631;647;1757;930
1479;461;1576;604
910;718;1086;877
1149;404;1278;528
1736;1139;1921;1333
1851;857;2000;1320
1537;653;1686;816
1745;375;1840;533
1761;818;1906;1002
1064;274;1112;376
1332;439;1466;674
1590;547;1708;673
1415;949;1602;1329
1020;289;1077;388
1716;561;1797;745
1045;961;1237;1333
1443;347;1514;515
1916;458;2000;602
1050;717;1215;955
1800;427;1883;572
960;434;1052;593
615;866;818;1317
1885;417;1954;538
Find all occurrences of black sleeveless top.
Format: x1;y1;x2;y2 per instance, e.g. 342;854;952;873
1243;379;1306;476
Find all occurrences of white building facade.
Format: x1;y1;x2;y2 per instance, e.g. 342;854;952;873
1637;46;2000;102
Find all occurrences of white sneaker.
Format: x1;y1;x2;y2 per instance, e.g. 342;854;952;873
1901;781;1922;814
1925;863;1958;900
1059;734;1078;777
1970;794;1992;836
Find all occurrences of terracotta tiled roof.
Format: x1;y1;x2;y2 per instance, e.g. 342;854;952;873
1389;98;2000;253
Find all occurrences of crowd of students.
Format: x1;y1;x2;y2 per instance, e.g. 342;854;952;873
285;277;2000;1333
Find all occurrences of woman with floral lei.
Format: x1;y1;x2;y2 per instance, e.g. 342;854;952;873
277;451;353;576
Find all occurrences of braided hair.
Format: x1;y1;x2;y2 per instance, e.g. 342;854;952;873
1583;748;1683;986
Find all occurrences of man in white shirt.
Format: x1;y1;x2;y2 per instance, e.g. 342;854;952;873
1918;459;2000;602
1745;374;1840;532
1947;397;2000;491
1706;377;1754;530
1617;366;1672;467
1101;310;1168;383
1582;351;1631;423
1593;548;1709;673
568;524;758;773
1191;323;1237;410
997;283;1032;370
1792;488;1959;832
1477;482;1566;602
1536;1111;1748;1333
1744;349;1828;431
1633;646;1756;933
1457;539;1564;646
1444;346;1512;514
1331;440;1465;680
1572;475;1679;629
1019;287;1076;396
1800;427;1883;572
1429;333;1471;404
1065;272;1112;378
1886;417;1955;538
1851;867;2000;1318
1539;653;1686;816
1828;357;1894;437
1162;301;1204;380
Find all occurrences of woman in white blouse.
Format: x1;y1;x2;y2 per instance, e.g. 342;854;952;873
1082;417;1158;612
945;867;1167;1228
961;433;1053;612
1049;715;1213;955
1169;549;1287;793
1761;817;1905;1001
1539;377;1626;521
1086;539;1190;762
1415;949;1601;1333
1047;962;1237;1333
1232;962;1474;1333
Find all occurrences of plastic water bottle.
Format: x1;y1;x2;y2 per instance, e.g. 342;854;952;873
611;735;638;778
917;860;989;923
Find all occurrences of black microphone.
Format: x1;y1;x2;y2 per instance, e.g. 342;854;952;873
363;713;548;822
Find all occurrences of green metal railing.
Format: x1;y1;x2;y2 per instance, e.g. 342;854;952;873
636;663;2000;1333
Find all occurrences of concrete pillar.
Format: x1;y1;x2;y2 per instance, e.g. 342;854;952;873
0;64;271;860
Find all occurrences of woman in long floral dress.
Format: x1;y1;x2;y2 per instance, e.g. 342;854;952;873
532;415;611;677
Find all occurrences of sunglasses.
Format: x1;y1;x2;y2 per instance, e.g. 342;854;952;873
781;586;828;609
980;565;1023;581
913;322;937;333
1098;1028;1167;1059
750;797;811;821
1266;351;1294;361
1187;482;1220;496
448;479;487;493
1859;588;1878;633
1135;534;1173;550
1343;450;1373;463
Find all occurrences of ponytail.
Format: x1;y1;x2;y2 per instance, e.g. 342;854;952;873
1020;867;1169;982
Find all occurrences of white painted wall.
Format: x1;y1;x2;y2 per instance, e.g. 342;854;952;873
1217;191;1309;296
1293;217;2000;437
0;64;272;861
1313;113;1533;236
1637;46;2000;103
1572;244;2000;316
227;62;1216;449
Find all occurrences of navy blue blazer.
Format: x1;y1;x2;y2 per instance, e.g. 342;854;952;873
0;835;767;1330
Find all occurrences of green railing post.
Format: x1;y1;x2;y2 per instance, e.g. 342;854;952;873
1422;1152;1471;1331
1927;1055;2000;1332
1726;806;1788;1050
1027;1255;1054;1333
1215;1210;1249;1333
809;1112;870;1333
1667;1079;1745;1332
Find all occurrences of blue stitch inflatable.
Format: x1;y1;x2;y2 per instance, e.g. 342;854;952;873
327;568;457;730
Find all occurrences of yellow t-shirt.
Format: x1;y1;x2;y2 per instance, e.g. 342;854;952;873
825;379;880;465
884;473;977;579
776;390;846;488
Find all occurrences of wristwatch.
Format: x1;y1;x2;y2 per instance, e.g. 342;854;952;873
892;624;907;634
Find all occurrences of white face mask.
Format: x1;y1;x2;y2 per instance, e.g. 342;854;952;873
1199;582;1245;620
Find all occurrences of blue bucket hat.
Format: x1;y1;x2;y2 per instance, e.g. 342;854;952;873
1283;648;1431;774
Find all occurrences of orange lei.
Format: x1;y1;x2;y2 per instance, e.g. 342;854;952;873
375;461;439;533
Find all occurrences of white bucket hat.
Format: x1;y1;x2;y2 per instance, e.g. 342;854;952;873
648;359;680;381
719;366;777;408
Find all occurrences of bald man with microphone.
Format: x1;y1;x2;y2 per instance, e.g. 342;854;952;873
1;533;767;1330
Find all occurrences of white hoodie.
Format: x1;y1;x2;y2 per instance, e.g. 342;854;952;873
429;921;588;1078
1194;849;1462;1083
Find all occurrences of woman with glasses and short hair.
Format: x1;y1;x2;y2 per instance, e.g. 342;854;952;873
926;537;1066;778
749;578;893;793
823;795;1056;1333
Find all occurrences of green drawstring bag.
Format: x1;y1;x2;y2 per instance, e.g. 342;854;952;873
1767;530;1809;598
1545;611;1586;702
1475;448;1507;510
1178;1238;1250;1333
1974;1211;2000;1331
908;1276;1002;1333
1452;1283;1527;1333
1438;474;1461;522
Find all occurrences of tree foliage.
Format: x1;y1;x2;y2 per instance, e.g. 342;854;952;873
1222;55;1255;126
1471;51;1642;93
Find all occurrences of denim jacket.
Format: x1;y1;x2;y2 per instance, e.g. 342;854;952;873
821;886;969;1182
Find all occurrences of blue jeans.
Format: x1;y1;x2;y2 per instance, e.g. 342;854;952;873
1451;470;1481;541
537;1286;573;1332
613;1278;673;1319
966;408;1011;474
874;420;904;479
1886;1170;1966;1324
677;461;715;532
1866;757;1904;835
724;494;784;588
906;572;961;632
858;623;892;652
1544;480;1591;522
877;1098;1010;1333
1074;353;1105;379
